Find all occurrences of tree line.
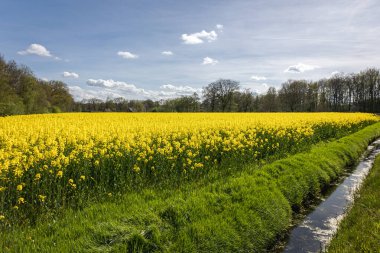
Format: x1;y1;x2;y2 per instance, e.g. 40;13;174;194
1;55;379;115
75;68;380;113
0;56;74;116
174;68;380;113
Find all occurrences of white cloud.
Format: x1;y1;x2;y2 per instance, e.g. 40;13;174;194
41;77;49;82
242;83;270;94
216;24;224;31
18;43;53;57
284;63;320;73
62;71;79;78
202;57;218;65
162;51;173;56
251;75;267;81
87;79;147;94
69;79;202;101
160;84;201;94
117;51;139;59
181;30;218;44
68;86;126;101
330;71;344;77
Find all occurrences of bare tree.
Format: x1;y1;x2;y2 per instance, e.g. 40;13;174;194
202;79;240;112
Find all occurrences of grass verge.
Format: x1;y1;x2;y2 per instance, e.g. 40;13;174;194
1;122;380;252
327;155;380;252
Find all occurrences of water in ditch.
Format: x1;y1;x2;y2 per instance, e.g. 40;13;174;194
283;138;380;253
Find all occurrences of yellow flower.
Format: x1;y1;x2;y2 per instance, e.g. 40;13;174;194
18;197;25;204
38;195;46;202
0;112;378;216
13;205;18;210
68;179;76;189
35;173;41;181
0;215;5;221
57;170;63;178
133;165;140;173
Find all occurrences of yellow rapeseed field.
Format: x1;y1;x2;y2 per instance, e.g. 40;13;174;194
0;112;378;223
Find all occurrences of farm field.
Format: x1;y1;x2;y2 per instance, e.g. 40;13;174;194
0;112;379;252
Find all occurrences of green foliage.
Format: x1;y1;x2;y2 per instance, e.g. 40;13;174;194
50;106;62;113
0;55;74;116
159;94;200;112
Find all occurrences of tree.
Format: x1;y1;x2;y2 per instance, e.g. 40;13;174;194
0;76;25;115
160;93;200;112
278;80;308;112
260;87;278;112
46;81;74;112
235;89;257;112
305;82;319;112
0;55;75;115
202;79;240;112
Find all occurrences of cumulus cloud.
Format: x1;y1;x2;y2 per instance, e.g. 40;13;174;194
68;86;126;101
216;24;224;31
68;79;202;101
160;84;201;94
202;57;218;65
251;75;267;81
117;51;139;59
181;30;218;44
161;51;173;56
284;63;319;73
87;79;148;95
62;71;79;78
18;43;53;57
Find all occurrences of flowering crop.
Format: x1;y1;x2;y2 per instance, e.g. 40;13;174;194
0;112;378;224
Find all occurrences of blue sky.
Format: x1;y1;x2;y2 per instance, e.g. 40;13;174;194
1;0;380;101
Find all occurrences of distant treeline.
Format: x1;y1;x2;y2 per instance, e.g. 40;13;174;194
1;55;379;115
0;56;74;116
77;69;380;113
261;68;380;113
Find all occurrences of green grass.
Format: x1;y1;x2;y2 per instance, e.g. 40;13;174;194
1;122;380;252
327;155;380;252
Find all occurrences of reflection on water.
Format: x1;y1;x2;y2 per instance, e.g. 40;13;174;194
283;139;380;253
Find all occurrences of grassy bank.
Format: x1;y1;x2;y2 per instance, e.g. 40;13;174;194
1;122;380;252
327;155;380;252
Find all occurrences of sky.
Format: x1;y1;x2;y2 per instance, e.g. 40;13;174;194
1;0;380;101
